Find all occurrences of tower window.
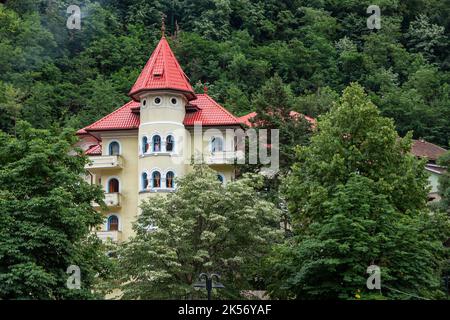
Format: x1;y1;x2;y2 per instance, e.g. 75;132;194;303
170;97;178;105
152;171;161;188
166;135;174;152
142;172;149;190
142;136;149;154
108;141;120;155
166;171;175;189
152;135;161;152
154;97;162;105
108;178;119;193
107;215;119;231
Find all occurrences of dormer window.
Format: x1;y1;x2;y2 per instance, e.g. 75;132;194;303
152;65;164;77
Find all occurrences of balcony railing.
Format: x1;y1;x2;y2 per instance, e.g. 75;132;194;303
92;192;121;208
204;151;244;164
96;230;121;242
85;155;122;170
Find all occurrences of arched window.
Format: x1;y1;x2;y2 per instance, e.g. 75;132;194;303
152;171;161;188
108;215;119;231
211;137;223;153
142;172;149;190
166;135;174;152
166;171;175;188
142;136;149;154
108;178;119;193
217;174;224;184
109;141;120;155
152;135;161;152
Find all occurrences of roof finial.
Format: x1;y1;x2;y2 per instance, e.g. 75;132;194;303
203;85;208;94
161;13;166;37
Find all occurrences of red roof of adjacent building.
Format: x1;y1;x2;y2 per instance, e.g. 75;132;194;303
128;36;195;101
238;111;316;127
85;144;102;155
411;139;447;161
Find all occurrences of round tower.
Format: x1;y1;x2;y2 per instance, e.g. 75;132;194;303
128;36;196;201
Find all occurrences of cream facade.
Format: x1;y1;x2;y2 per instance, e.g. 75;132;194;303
78;35;243;241
83;116;238;242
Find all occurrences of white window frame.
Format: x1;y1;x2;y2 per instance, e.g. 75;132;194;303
141;170;150;191
164;169;176;189
210;136;224;153
108;140;121;156
105;213;121;232
153;96;163;106
105;176;121;193
150;168;163;189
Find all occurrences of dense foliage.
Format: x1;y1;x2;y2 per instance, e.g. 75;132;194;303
0;0;449;146
265;84;450;299
0;0;449;300
0;122;111;299
111;165;281;299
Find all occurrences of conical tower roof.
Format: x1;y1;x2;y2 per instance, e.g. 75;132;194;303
129;36;195;101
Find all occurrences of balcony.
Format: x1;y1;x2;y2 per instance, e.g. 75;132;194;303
92;192;121;208
85;155;122;170
96;230;122;242
204;151;244;164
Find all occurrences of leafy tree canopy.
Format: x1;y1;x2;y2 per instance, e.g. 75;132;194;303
111;165;282;299
266;83;450;300
0;121;112;299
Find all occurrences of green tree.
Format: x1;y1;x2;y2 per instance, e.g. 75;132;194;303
266;83;450;299
436;151;450;213
0;83;24;136
250;75;313;174
406;14;446;64
0;122;111;299
111;165;282;299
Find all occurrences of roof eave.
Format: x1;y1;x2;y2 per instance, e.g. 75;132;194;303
128;87;197;101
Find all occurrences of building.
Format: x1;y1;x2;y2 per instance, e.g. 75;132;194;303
76;35;243;242
411;139;448;201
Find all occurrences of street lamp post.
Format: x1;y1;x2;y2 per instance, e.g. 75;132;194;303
193;273;224;300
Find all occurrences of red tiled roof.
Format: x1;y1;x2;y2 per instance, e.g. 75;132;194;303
237;112;257;127
411;139;447;161
79;94;240;133
85;144;102;155
238;111;316;127
129;36;195;101
184;94;241;126
82;100;140;132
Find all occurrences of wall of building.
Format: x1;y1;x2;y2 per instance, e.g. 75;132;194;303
99;132;139;241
